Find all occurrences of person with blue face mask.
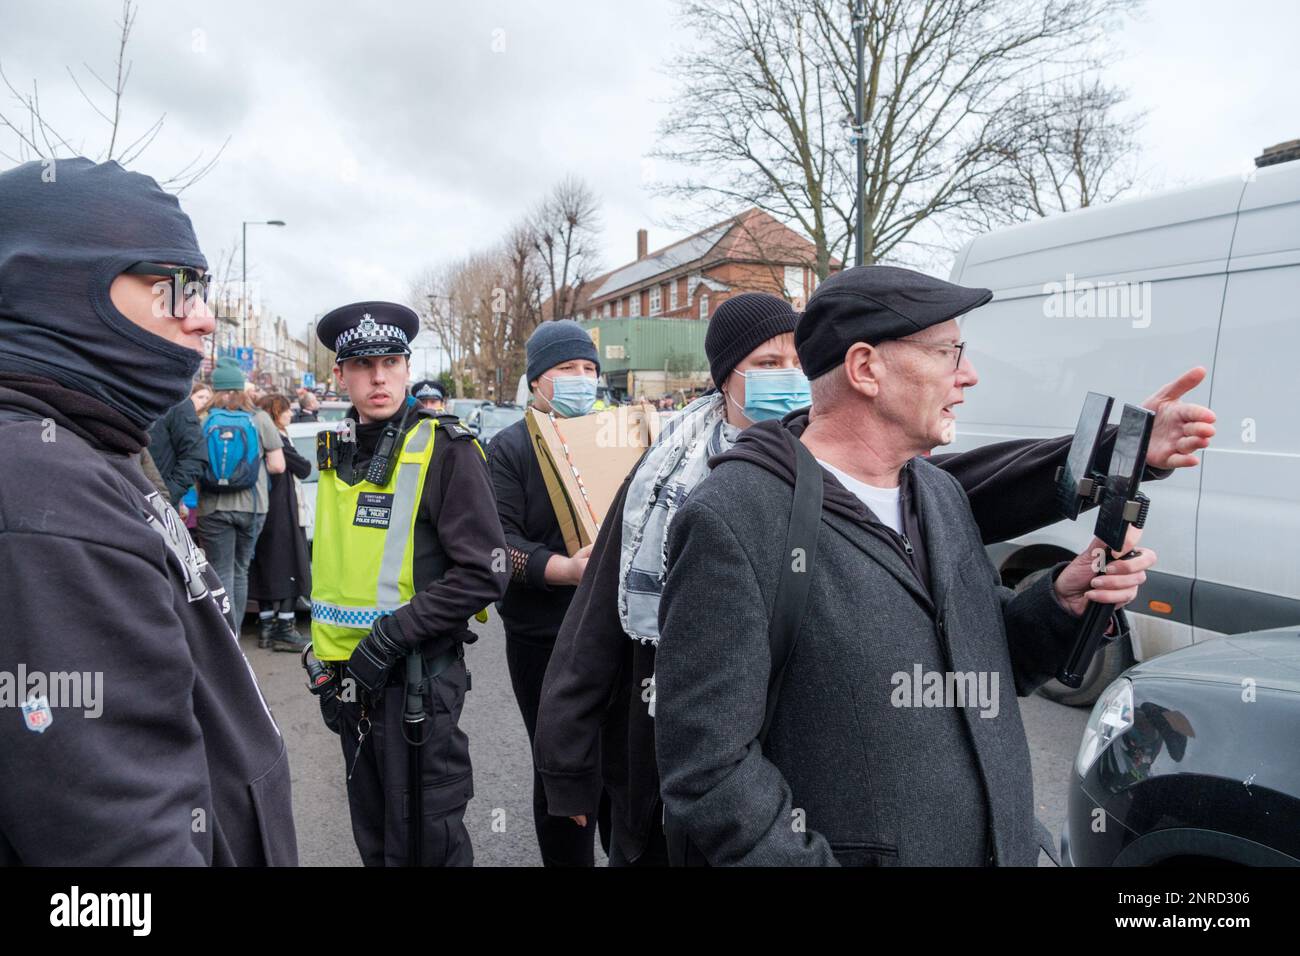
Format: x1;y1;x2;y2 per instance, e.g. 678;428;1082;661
485;318;611;866
726;366;812;423
542;365;599;418
718;331;809;427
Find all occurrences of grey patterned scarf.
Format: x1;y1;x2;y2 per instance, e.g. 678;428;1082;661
618;393;741;644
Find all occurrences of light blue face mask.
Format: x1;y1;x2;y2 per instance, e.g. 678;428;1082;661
546;373;598;417
728;367;812;423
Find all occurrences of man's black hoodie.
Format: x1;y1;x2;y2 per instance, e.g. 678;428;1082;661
0;376;297;865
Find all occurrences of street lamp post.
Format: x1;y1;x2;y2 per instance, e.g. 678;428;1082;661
241;219;287;349
852;0;866;268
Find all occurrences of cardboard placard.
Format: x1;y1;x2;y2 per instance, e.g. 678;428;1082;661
527;405;661;556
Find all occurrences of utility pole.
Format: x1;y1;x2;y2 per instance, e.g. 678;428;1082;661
240;219;287;349
852;0;867;267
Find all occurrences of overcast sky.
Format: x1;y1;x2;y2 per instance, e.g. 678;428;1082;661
2;0;1297;361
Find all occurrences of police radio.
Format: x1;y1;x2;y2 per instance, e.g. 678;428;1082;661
364;401;413;486
1054;392;1153;688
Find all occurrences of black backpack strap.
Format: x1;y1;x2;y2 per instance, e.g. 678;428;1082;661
666;436;824;867
758;437;824;744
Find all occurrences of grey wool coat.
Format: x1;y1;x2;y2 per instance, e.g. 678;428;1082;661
654;420;1085;866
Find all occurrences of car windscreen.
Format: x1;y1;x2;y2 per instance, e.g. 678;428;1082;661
481;407;523;430
447;399;480;419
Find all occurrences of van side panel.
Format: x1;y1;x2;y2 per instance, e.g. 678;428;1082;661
1194;163;1300;635
945;176;1254;658
952;178;1244;293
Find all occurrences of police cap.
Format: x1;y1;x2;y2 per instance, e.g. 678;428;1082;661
412;379;445;402
318;301;420;363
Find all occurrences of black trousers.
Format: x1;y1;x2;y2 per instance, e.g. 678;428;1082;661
505;637;610;866
337;656;474;867
608;803;671;867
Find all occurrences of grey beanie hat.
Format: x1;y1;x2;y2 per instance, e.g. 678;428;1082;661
526;319;600;385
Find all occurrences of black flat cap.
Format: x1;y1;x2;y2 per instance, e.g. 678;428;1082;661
795;266;992;380
318;300;420;363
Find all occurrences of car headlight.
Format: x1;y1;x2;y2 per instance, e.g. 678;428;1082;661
1075;677;1134;778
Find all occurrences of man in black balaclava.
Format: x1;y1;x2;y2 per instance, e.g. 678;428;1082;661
0;158;298;865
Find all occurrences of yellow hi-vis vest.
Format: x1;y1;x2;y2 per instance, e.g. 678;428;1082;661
310;417;440;662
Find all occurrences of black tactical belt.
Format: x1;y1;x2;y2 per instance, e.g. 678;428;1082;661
329;643;463;688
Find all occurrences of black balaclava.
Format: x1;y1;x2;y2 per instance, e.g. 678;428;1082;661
0;157;208;428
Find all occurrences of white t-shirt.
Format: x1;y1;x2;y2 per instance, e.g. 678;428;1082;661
816;458;903;535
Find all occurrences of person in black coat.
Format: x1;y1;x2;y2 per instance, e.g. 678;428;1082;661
146;385;209;507
0;157;296;864
248;394;312;652
292;389;319;423
488;319;609;867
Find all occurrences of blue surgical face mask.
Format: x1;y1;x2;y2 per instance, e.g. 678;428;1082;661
545;372;598;417
728;367;811;423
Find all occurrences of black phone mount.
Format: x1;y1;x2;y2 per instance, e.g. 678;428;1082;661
1053;392;1154;688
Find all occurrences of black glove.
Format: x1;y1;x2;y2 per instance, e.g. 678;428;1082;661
318;689;342;735
303;651;343;735
346;616;406;694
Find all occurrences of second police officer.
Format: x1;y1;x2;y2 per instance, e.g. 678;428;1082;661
307;302;508;867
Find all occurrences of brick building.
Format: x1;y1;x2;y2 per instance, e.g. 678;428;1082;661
572;207;825;324
541;208;831;397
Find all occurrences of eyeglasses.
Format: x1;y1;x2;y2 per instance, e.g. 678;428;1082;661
889;339;967;371
122;261;212;315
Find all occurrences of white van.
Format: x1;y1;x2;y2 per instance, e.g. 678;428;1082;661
946;156;1300;704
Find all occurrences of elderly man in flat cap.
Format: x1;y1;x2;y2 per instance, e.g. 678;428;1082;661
653;265;1213;867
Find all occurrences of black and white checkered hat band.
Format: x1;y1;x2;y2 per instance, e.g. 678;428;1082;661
334;322;409;353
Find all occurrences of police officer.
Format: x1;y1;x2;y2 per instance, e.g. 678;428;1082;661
308;301;508;867
411;379;446;413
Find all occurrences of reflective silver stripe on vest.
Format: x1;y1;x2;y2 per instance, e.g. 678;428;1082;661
375;419;434;609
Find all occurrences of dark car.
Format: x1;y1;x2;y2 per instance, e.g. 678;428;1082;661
446;398;488;422
1064;628;1300;866
467;402;525;443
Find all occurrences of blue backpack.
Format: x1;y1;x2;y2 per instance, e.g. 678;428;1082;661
201;409;262;492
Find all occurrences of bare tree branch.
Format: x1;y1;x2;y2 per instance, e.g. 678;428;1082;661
0;0;230;193
529;175;602;321
653;0;1147;276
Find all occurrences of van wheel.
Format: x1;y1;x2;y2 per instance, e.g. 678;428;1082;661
1012;568;1133;707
